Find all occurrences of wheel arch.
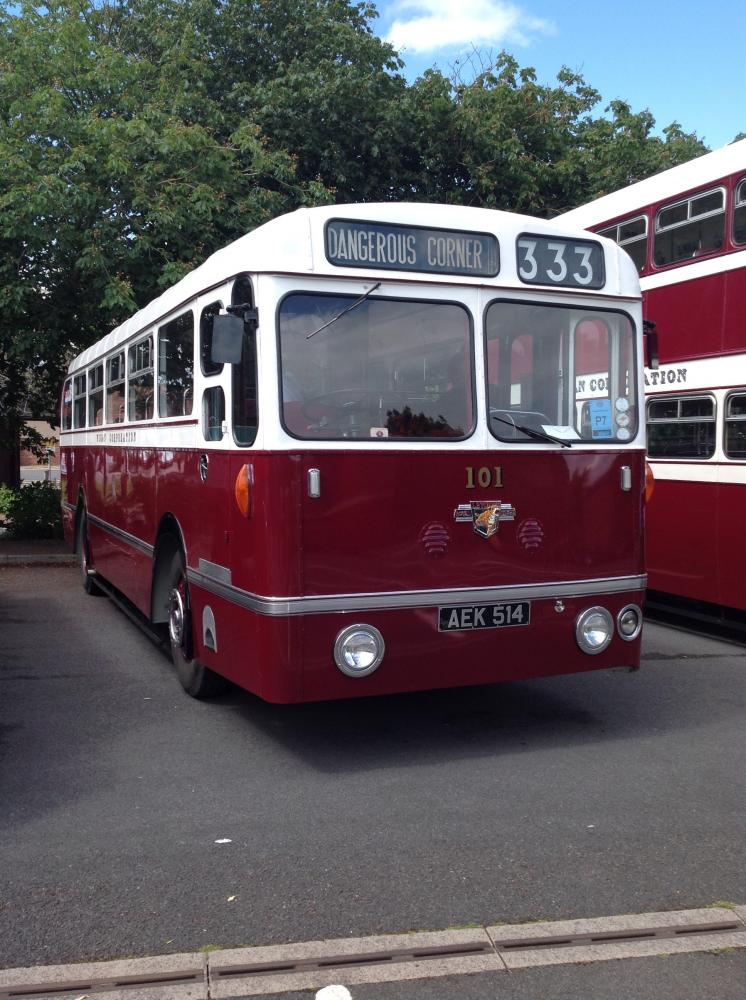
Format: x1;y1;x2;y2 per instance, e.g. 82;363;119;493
151;514;187;624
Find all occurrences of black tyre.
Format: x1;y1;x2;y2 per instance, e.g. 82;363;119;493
77;509;104;596
167;550;225;698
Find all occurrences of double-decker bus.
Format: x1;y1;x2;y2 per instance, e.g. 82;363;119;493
560;139;746;626
60;203;646;702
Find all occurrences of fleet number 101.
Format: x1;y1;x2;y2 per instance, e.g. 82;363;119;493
465;466;503;489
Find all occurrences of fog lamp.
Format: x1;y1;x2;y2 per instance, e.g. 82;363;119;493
334;624;385;677
575;606;613;655
617;604;642;641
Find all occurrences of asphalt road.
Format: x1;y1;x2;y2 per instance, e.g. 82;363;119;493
1;564;744;982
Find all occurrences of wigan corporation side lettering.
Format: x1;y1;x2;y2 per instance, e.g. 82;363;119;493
325;220;499;278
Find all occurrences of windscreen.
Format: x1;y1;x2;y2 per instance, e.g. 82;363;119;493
485;301;638;444
279;293;473;440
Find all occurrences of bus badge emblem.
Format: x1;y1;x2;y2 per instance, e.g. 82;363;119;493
452;501;516;538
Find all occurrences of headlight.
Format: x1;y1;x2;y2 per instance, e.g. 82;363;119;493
617;604;642;641
575;606;613;655
333;624;385;677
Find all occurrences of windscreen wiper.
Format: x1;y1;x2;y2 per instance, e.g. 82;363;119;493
491;414;572;448
306;282;382;339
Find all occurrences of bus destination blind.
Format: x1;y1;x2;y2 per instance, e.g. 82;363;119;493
325;219;500;278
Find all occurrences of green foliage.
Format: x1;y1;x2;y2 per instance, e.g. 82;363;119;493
0;482;63;539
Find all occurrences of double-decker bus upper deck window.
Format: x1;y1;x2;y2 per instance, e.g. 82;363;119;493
654;187;725;266
73;373;87;428
128;336;154;421
231;277;258;446
158;312;194;418
647;394;715;457
61;379;72;430
725;391;746;458
485;301;637;444
88;364;104;426
278;293;473;440
107;352;125;424
733;179;746;245
598;216;648;273
200;301;224;377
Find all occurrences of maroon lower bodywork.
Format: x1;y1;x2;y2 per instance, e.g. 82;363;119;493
63;445;646;703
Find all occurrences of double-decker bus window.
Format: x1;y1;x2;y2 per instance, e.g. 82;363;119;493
88;364;104;426
61;379;72;430
598;216;647;273
203;387;225;441
158;312;194;418
725;391;746;458
278;293;473;440
733;179;746;245
647;394;715;457
73;374;87;428
654;187;725;266
486;302;637;444
200;301;224;377
128;336;154;421
106;352;125;424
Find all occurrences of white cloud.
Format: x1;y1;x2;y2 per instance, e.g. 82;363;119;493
385;0;554;56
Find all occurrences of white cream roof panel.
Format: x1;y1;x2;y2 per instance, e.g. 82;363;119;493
69;202;639;373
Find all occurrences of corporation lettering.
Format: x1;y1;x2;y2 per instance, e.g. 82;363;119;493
644;367;688;387
325;220;499;277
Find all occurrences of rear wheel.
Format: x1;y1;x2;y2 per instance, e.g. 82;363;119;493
77;509;103;596
167;550;225;698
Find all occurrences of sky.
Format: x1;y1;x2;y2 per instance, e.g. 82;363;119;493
373;0;745;150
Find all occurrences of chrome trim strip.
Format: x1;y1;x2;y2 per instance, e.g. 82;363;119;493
87;512;154;558
186;572;647;618
198;559;232;585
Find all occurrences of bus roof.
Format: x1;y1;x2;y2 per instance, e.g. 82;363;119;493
559;138;746;231
69;202;639;374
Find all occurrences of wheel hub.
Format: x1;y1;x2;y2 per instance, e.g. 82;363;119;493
168;588;186;647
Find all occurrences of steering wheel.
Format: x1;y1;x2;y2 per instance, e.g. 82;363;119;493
301;389;408;437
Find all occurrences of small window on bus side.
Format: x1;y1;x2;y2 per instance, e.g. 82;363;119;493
654;188;725;266
647;394;715;458
200;301;224;377
88;364;104;426
598;216;647;273
725;391;746;458
73;373;87;428
62;379;73;430
231;277;258;446
158;312;194;418
733;179;746;246
128;336;154;421
107;352;125;424
203;387;225;441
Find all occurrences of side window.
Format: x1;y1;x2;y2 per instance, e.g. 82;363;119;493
654;188;725;266
158;312;194;418
647;395;715;458
725;392;746;458
73;373;87;429
128;336;154;421
598;216;647;273
203;387;225;441
733;178;746;246
61;379;73;430
231;276;258;446
88;364;104;426
200;301;224;377
107;352;125;424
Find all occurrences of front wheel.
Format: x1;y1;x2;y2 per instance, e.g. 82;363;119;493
167;550;225;699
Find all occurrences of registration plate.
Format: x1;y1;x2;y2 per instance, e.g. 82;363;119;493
438;601;530;632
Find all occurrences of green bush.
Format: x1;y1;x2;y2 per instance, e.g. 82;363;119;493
0;484;14;518
1;482;63;539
